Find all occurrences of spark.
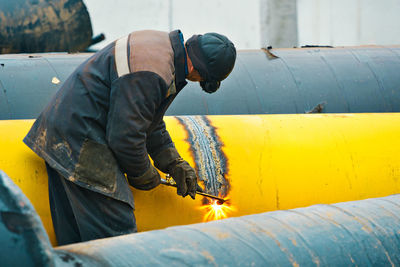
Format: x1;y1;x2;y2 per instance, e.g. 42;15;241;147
199;198;236;221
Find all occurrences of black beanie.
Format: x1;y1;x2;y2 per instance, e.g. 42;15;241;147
186;33;236;93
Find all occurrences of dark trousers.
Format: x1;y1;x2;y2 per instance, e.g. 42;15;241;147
46;163;137;246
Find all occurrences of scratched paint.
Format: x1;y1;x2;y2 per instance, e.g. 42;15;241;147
176;116;230;198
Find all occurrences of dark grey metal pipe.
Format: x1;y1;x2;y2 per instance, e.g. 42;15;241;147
1;169;400;266
0;46;400;120
0;0;93;54
55;194;400;266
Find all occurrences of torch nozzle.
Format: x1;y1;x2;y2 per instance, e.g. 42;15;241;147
195;191;226;205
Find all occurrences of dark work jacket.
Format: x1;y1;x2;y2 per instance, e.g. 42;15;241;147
23;30;188;208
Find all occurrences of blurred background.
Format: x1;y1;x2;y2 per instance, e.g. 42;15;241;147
83;0;400;49
1;0;400;53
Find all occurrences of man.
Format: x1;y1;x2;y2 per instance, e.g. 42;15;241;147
24;29;236;245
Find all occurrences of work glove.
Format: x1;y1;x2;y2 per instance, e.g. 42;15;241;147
127;164;161;191
153;147;199;199
169;159;197;199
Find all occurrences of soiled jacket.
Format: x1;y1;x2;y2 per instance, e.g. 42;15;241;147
23;30;188;208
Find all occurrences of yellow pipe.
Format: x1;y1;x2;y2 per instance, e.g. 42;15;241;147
1;114;400;246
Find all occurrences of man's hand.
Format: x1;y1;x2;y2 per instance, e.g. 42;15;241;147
169;159;197;199
153;147;200;199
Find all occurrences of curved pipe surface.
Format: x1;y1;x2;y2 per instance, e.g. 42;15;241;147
1;46;400;119
1;170;398;266
0;170;53;266
55;194;400;266
1;114;400;245
0;0;92;54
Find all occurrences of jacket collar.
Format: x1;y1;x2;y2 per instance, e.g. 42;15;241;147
169;30;188;92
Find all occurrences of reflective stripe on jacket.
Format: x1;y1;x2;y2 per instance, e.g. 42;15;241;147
23;30;188;208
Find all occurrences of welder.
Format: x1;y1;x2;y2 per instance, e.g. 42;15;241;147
23;29;236;245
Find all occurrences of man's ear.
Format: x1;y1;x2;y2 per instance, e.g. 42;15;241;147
187;62;194;73
186;53;195;74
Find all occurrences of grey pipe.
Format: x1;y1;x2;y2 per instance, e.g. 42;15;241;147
0;46;400;120
0;0;93;54
54;194;400;266
1;170;399;266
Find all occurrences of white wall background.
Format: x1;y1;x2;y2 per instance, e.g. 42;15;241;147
83;0;261;50
297;0;400;46
83;0;400;50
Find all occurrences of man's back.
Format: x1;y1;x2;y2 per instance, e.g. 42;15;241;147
24;30;181;205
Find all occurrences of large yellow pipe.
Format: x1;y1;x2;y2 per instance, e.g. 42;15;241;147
1;114;400;246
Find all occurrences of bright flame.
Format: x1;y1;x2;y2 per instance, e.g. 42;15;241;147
199;199;236;221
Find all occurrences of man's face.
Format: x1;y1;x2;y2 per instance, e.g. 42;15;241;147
185;52;203;82
186;68;203;82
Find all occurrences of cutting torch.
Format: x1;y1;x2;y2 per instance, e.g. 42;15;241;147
161;176;225;205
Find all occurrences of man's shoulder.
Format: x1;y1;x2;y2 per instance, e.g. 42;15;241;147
130;29;169;37
127;30;175;85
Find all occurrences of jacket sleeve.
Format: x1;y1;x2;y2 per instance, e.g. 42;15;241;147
146;119;175;160
106;72;167;177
